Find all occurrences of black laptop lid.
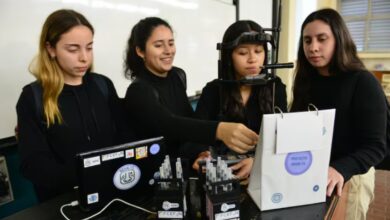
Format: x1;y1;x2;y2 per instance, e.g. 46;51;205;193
75;136;166;211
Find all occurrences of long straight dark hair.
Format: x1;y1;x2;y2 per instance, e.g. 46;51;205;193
291;8;366;111
219;20;272;122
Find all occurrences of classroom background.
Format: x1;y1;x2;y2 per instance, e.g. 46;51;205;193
0;0;389;218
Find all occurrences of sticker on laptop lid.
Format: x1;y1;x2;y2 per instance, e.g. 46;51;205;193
136;146;148;159
113;164;141;190
149;143;161;155
102;151;124;161
87;193;99;204
125;149;134;158
83;156;101;168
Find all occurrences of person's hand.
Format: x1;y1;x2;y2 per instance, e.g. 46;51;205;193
230;157;254;179
192;151;211;172
327;166;344;197
216;122;258;154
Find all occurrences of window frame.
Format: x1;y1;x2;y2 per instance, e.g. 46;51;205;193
338;0;390;57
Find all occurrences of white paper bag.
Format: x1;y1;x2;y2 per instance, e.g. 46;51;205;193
247;109;335;211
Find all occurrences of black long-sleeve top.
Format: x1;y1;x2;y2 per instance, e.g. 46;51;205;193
16;73;134;201
304;70;387;182
194;77;287;156
124;67;218;158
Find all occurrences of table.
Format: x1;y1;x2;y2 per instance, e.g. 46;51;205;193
4;179;335;220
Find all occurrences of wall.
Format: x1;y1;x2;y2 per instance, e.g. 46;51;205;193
239;0;272;28
362;57;390;71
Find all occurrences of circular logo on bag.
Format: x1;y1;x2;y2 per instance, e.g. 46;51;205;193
313;185;319;192
113;164;141;190
285;151;312;175
271;193;283;203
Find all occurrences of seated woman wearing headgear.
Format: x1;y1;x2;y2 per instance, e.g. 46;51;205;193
190;20;287;179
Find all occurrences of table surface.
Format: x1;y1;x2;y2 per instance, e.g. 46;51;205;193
4;179;333;220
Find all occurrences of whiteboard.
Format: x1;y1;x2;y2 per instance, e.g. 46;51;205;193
0;0;235;139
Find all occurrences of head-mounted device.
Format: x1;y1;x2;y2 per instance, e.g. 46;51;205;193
216;31;275;51
217;31;293;85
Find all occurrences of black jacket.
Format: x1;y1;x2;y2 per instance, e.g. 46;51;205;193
194;77;287;156
124;67;218;158
298;70;387;181
16;73;134;201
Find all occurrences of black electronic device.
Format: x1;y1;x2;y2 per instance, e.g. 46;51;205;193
154;156;189;219
75;136;166;211
197;158;241;220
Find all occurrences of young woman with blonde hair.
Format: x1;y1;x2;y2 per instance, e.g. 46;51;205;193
17;9;133;202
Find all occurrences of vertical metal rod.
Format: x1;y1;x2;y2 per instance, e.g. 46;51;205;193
272;0;282;109
233;0;240;21
272;0;282;65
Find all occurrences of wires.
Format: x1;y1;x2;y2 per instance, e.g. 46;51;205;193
60;198;156;220
60;201;79;220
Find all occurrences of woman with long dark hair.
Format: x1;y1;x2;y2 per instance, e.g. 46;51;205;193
191;20;287;178
291;8;387;219
124;17;259;159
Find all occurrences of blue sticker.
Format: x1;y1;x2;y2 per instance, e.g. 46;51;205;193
271;193;283;203
313;185;319;192
149;144;160;155
285;151;312;175
87;193;99;204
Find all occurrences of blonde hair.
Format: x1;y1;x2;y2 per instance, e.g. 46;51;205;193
29;9;94;126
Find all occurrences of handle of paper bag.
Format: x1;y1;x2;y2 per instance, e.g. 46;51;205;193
307;103;319;115
273;104;318;118
273;106;284;118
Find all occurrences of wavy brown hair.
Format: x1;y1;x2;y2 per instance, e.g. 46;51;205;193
124;17;172;80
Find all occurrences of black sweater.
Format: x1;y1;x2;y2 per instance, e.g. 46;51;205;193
194;77;287;155
305;70;387;182
124;67;218;158
16;73;134;201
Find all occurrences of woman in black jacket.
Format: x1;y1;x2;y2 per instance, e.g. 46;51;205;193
291;9;387;219
16;9;133;202
191;20;287;178
124;17;259;159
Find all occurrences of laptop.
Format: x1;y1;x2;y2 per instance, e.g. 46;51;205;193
75;136;166;211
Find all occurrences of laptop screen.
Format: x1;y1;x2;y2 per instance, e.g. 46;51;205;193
75;136;166;211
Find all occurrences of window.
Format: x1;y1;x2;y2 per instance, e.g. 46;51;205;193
340;0;390;52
